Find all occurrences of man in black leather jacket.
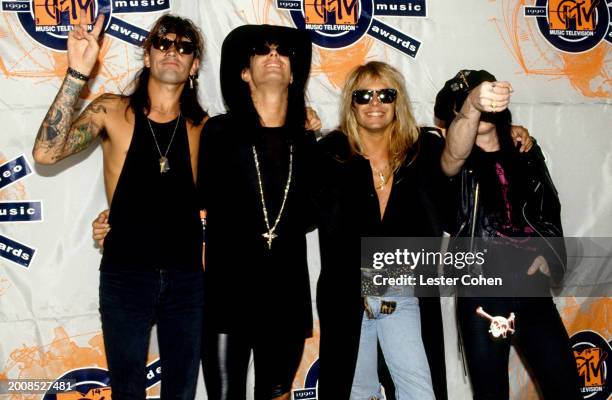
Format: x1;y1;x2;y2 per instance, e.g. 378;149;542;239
436;69;581;399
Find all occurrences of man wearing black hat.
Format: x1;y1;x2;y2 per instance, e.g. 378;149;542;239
32;12;207;400
197;24;315;400
436;70;581;399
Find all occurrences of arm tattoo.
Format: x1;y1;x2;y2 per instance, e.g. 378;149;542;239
34;76;109;162
65;116;101;154
44;109;63;141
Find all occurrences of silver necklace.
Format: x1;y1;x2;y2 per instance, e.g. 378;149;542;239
146;113;181;174
252;145;293;249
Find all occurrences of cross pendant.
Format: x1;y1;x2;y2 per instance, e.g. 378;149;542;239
159;156;170;174
262;231;277;249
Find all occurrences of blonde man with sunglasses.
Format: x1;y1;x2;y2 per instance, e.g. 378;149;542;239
316;61;447;400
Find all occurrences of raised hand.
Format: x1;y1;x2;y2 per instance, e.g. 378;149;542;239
33;9;109;165
466;81;513;114
67;9;105;76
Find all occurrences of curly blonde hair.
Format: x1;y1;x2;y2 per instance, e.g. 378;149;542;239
340;61;420;172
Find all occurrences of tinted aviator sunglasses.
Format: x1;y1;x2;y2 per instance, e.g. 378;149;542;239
151;36;196;55
352;88;398;105
251;42;295;58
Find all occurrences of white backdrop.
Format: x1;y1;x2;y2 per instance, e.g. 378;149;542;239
0;1;610;399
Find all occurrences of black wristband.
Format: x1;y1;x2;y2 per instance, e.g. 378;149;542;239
67;67;90;81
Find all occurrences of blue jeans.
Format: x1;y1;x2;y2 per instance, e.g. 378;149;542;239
350;296;435;400
99;269;204;400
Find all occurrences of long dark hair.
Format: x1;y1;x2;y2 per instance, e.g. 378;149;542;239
220;26;310;138
232;48;306;136
128;15;207;125
231;70;306;137
484;108;514;153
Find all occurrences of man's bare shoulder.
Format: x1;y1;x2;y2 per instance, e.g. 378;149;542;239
91;93;129;114
93;94;133;140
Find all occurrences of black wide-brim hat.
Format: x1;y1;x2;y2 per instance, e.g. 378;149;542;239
220;24;312;111
434;69;497;126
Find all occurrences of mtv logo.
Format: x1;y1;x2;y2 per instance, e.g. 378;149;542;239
56;387;112;400
548;0;597;31
303;0;359;25
574;347;606;387
303;0;326;24
34;0;95;26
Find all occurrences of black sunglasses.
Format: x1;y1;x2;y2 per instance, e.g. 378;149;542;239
251;42;295;58
352;89;398;105
151;36;196;55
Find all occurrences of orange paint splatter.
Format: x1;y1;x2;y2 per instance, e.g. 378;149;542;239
559;45;611;98
0;14;140;101
560;297;611;337
313;37;374;89
494;0;611;99
508;298;611;399
0;328;105;400
0;181;26;201
0;276;10;296
2;327;107;380
1;326;163;399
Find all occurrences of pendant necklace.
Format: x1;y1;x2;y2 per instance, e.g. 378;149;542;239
372;164;389;191
252;145;293;249
147;113;181;174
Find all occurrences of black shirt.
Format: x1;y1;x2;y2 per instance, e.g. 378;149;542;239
101;112;202;271
198;113;315;337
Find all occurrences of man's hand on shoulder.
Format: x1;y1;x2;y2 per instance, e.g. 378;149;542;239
305;106;322;132
511;125;534;153
92;209;111;248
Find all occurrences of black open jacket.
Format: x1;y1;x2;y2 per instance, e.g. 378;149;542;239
314;128;449;400
451;142;567;287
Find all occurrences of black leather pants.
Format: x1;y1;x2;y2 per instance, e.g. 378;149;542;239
201;329;305;400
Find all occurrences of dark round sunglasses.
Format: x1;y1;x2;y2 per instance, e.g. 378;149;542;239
151;36;196;55
251;42;295;58
352;88;398;105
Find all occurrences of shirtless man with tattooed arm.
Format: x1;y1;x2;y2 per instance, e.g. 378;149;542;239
32;11;208;400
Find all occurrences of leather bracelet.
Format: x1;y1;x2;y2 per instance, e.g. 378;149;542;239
67;67;90;81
